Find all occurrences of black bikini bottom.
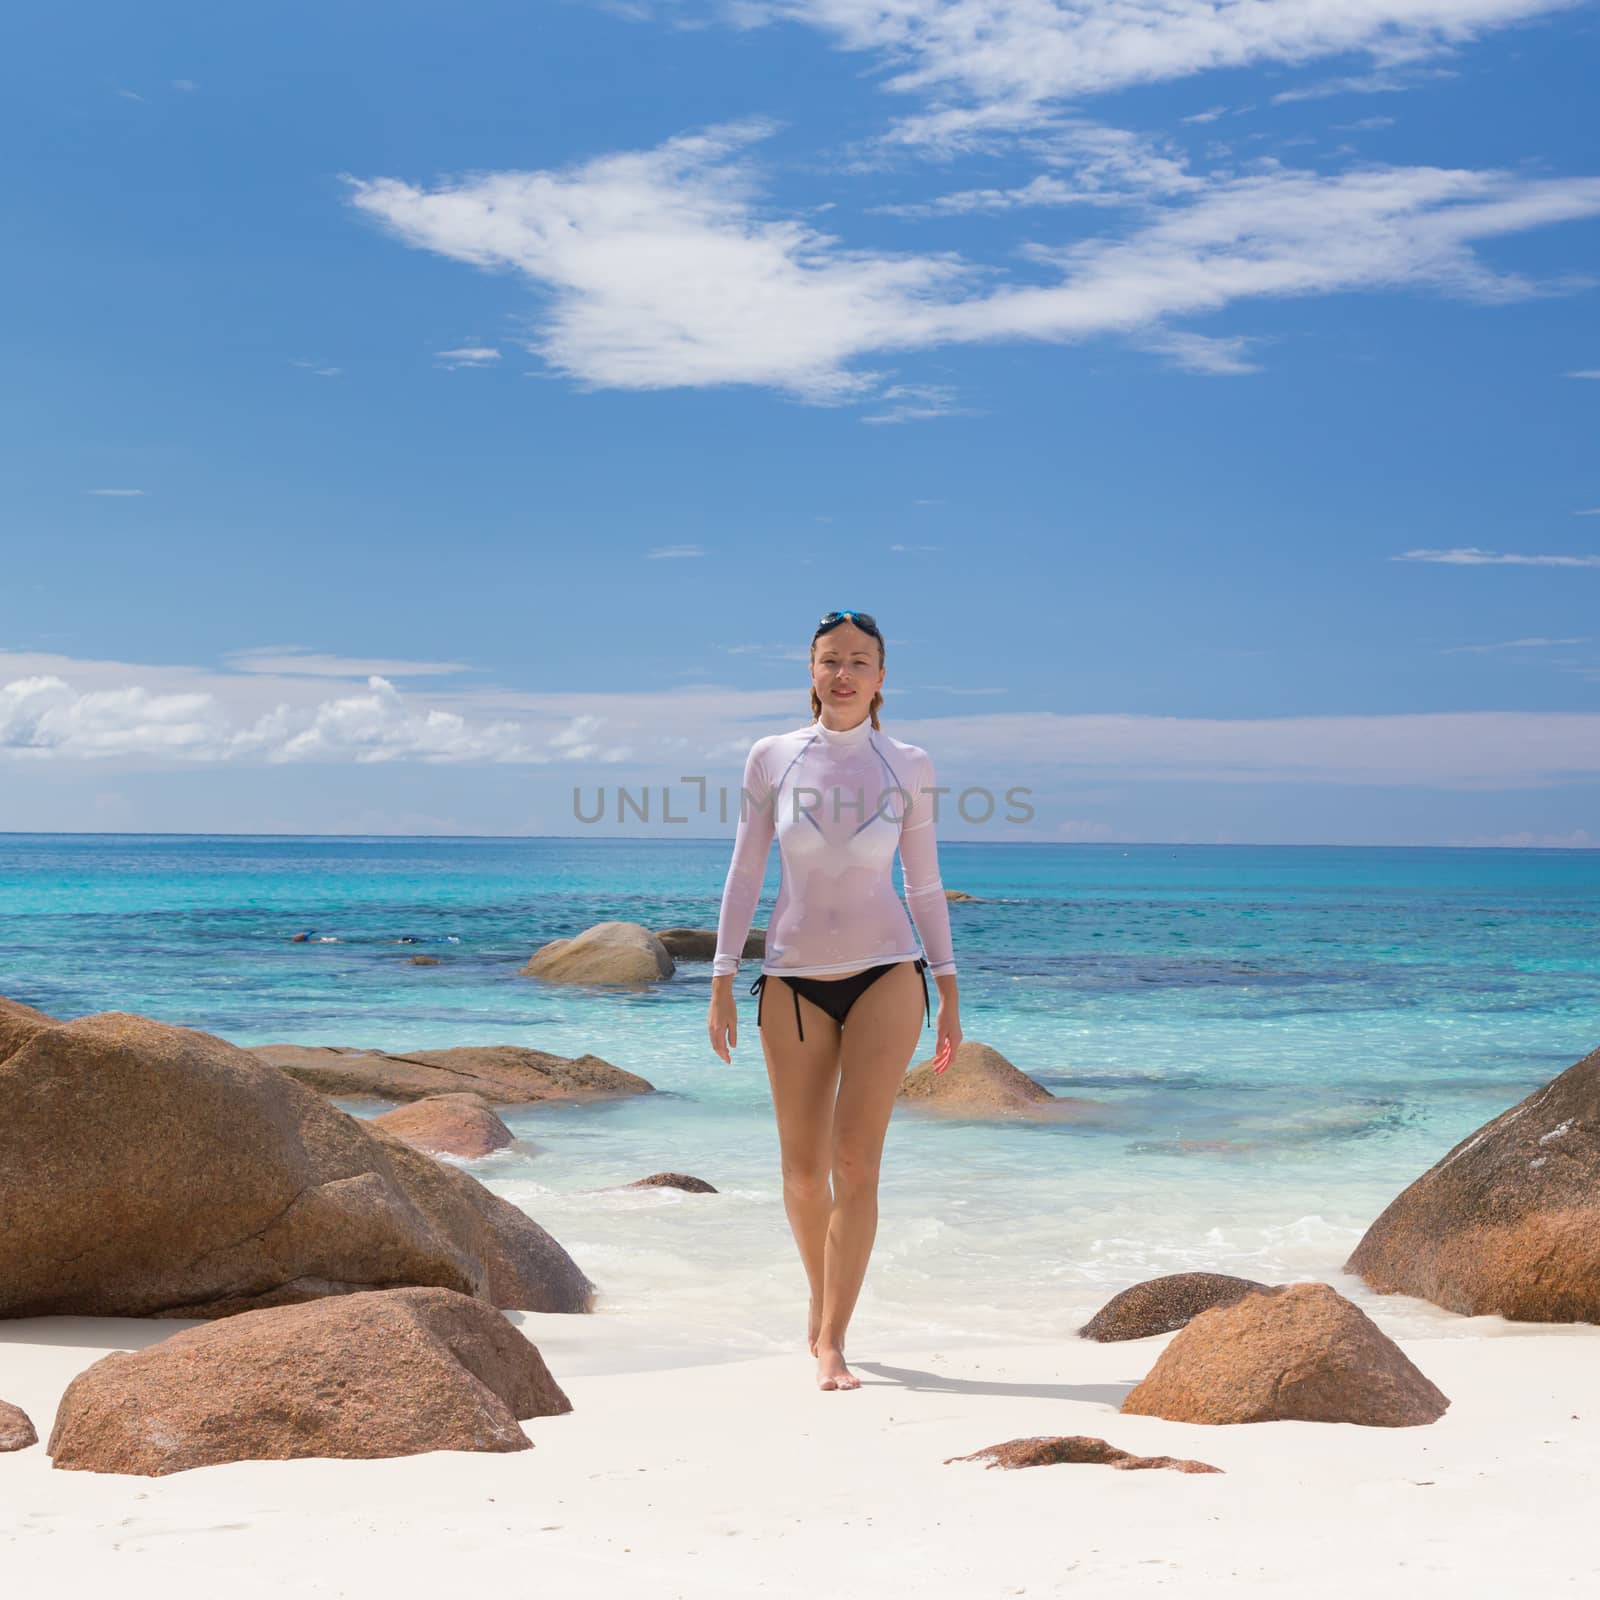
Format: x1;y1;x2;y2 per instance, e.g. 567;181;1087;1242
750;958;929;1043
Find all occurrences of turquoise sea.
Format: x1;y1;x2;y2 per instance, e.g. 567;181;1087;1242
4;834;1598;1367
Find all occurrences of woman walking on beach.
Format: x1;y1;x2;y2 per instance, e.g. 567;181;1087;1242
708;610;961;1392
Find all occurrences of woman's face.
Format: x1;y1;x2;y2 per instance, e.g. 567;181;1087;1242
811;622;884;716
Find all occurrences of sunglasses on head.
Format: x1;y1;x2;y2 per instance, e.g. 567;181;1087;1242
816;609;880;635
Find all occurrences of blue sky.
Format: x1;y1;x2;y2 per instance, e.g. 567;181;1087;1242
3;0;1598;843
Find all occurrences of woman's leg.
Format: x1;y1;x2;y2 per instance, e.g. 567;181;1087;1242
816;961;927;1390
759;981;843;1360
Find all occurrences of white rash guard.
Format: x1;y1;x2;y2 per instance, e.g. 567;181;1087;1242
712;715;957;980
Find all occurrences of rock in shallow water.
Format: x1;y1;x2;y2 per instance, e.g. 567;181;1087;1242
898;1040;1104;1121
373;1093;515;1158
621;1172;718;1193
249;1041;652;1105
521;920;674;984
654;927;765;961
1078;1272;1271;1341
0;997;594;1320
1344;1042;1600;1323
47;1286;570;1476
1120;1281;1449;1427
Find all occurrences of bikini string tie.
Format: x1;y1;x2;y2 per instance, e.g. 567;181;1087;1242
749;972;805;1042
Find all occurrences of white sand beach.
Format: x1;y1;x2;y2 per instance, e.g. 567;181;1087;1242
5;1306;1597;1598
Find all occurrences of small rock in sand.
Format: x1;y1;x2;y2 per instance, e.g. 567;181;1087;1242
1;1400;38;1452
945;1434;1220;1473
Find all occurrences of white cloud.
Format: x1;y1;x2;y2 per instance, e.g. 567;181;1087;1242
876;122;1201;214
435;345;502;368
256;676;527;765
0;671;526;766
1576;508;1600;517
1441;636;1591;652
224;647;473;678
87;488;146;496
8;648;1600;790
1395;547;1600;566
738;0;1577;141
349;121;969;403
1567;368;1600;378
1269;67;1455;105
861;382;973;422
1181;107;1229;125
349;123;1600;401
908;707;1600;789
1137;328;1263;375
172;79;197;92
876;173;1095;217
646;543;707;557
0;675;222;760
1448;828;1596;847
0;650;630;768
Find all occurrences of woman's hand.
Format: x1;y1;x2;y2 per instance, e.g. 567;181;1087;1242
708;974;739;1064
931;1001;962;1074
927;973;962;1073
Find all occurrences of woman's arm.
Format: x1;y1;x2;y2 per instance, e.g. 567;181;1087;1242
898;749;956;977
712;740;775;978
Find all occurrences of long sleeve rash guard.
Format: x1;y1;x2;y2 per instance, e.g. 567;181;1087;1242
712;715;957;980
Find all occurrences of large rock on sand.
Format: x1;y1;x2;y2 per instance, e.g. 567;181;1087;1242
0;996;54;1058
373;1093;514;1159
1;1400;37;1452
1345;1044;1600;1322
898;1040;1102;1121
1079;1272;1270;1342
654;927;766;961
48;1287;570;1476
521;921;674;984
0;1001;594;1320
1121;1282;1449;1427
250;1041;653;1105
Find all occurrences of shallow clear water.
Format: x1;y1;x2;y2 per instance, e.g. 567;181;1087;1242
3;834;1597;1364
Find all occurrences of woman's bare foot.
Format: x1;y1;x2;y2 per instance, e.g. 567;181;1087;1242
808;1295;822;1356
816;1343;858;1391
